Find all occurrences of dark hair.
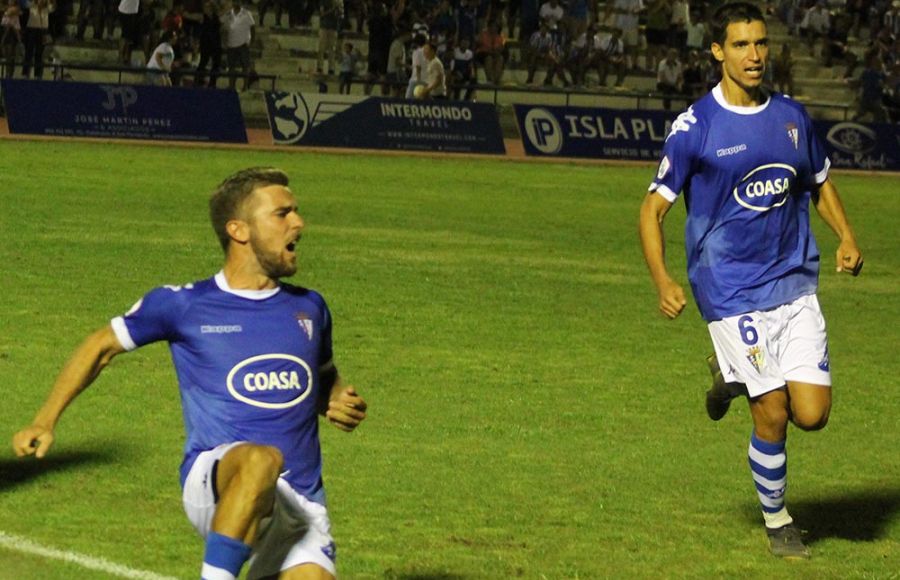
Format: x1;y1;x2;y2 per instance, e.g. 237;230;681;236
209;167;289;251
711;2;766;46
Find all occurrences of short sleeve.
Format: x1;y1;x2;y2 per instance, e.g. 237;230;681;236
649;105;702;202
803;109;830;185
317;295;334;369
110;286;184;351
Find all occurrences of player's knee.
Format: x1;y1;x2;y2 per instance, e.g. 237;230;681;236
793;406;830;431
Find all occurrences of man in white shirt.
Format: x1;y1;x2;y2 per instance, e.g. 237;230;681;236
420;41;446;99
656;47;683;109
405;33;427;99
146;29;176;86
223;0;254;90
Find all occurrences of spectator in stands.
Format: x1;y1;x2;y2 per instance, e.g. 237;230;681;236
146;29;177;86
682;48;706;97
593;25;627;87
223;0;255;90
605;0;643;72
539;0;564;39
117;0;140;64
824;12;859;79
1;0;20;79
476;20;506;84
565;0;591;39
181;0;203;47
669;0;689;49
195;0;221;87
317;0;342;75
853;49;887;121
258;0;285;27
882;59;900;121
364;0;392;95
644;0;670;73
520;0;540;42
685;6;707;53
772;42;795;95
457;0;478;47
656;47;683;109
420;40;446;98
75;0;105;40
405;32;427;98
525;18;562;86
338;41;358;93
564;23;594;87
387;28;410;97
450;35;475;99
21;0;53;79
800;0;830;57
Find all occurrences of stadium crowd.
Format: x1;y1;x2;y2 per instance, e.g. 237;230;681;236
0;0;898;117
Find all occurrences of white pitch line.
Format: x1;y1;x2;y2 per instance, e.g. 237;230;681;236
0;531;180;580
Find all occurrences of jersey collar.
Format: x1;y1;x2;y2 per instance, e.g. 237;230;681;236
712;83;771;115
214;271;281;300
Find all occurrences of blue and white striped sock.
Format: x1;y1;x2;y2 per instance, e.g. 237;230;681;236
200;532;252;580
748;431;793;529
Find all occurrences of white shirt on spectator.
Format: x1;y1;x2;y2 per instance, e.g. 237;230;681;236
224;7;255;48
658;58;683;85
118;0;138;15
539;1;565;30
147;41;175;71
409;46;426;82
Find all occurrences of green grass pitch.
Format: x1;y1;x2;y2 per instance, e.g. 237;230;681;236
0;140;897;579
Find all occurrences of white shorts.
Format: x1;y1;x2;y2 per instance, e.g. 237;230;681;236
707;294;831;398
182;442;337;578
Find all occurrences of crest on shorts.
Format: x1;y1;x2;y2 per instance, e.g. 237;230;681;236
295;312;313;340
746;346;765;373
786;123;799;150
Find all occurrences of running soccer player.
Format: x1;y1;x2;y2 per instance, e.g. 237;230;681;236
12;168;366;580
638;2;863;560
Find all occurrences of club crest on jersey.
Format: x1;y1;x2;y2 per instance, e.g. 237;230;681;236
295;312;313;340
786;122;799;150
746;346;765;373
226;354;313;409
732;163;797;212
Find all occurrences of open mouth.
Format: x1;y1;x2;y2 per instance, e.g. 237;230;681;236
286;242;297;252
745;65;764;77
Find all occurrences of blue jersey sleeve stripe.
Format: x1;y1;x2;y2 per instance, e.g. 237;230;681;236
110;317;138;351
650;183;679;202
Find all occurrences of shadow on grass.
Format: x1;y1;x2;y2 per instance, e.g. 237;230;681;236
0;450;116;492
790;489;900;543
743;488;900;543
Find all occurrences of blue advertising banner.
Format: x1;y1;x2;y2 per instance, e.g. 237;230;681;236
515;103;899;172
514;104;676;161
264;92;505;154
1;79;247;143
814;120;900;172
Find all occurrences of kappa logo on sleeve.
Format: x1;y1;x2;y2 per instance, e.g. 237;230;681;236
665;106;697;141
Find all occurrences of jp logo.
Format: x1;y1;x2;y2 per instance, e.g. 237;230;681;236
267;92;311;145
732;163;797;212
99;85;138;114
524;108;562;154
226;354;313;409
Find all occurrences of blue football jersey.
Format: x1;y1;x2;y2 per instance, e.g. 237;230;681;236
111;272;333;503
649;85;830;321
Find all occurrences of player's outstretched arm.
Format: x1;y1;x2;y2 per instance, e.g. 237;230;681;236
318;363;367;433
12;325;126;459
812;178;864;276
639;192;687;319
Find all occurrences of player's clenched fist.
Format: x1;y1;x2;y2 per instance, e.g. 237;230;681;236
12;426;54;458
326;386;367;432
657;278;687;319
